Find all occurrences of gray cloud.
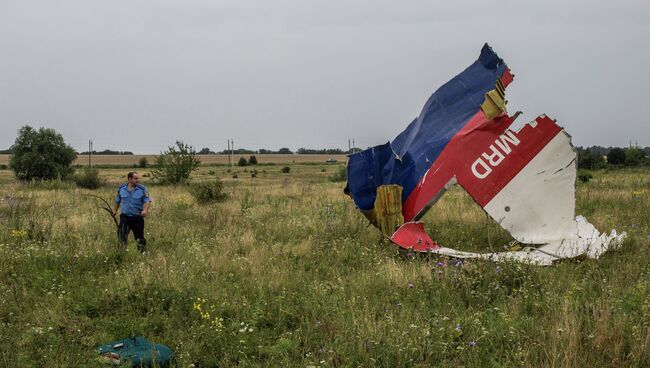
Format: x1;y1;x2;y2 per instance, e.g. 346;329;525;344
1;0;649;152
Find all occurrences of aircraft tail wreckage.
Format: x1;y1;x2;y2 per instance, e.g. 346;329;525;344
345;44;626;265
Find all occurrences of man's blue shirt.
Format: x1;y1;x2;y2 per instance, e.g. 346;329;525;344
115;183;152;217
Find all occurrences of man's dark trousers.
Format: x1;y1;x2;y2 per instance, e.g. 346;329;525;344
118;214;146;252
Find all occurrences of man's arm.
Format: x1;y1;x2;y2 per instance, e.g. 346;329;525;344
112;202;120;216
141;188;152;217
141;201;151;217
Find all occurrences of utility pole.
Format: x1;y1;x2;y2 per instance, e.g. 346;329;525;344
348;139;351;153
230;139;234;167
227;139;231;166
352;138;355;152
88;139;93;168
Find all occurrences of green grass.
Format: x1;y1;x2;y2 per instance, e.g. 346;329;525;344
0;166;648;367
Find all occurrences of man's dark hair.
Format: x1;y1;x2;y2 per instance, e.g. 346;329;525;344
127;171;138;179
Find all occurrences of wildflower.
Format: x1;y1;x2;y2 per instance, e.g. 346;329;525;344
436;261;445;267
408;282;414;289
10;229;28;239
468;341;477;347
496;266;502;273
455;323;462;332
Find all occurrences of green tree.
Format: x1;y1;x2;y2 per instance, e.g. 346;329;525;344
151;141;201;184
578;148;605;169
138;157;148;168
607;148;626;166
625;147;646;166
248;155;258;165
237;157;248;166
9;126;77;181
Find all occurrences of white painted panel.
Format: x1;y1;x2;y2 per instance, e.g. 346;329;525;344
483;131;577;244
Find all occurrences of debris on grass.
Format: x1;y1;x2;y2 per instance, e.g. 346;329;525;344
345;43;626;265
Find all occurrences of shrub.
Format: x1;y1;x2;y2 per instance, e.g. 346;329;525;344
248;155;258;165
151;141;201;184
251;169;258;178
328;165;347;182
607;148;626;166
238;157;248;166
138;157;148;168
9;126;77;181
625;147;646;166
577;148;605;170
189;179;227;203
281;166;291;174
577;170;593;183
0;164;7;170
73;168;105;189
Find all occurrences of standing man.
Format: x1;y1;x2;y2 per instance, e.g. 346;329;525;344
112;171;152;253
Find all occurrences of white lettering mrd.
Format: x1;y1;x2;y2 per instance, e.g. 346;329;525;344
471;158;492;179
471;131;520;179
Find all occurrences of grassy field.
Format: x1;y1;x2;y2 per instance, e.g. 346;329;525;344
0;154;347;166
0;165;648;367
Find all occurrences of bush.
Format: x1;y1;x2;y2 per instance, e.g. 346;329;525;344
73;168;105;189
189;178;227;203
151;141;201;184
281;166;291;174
577;148;605;170
9;126;77;181
251;169;258;178
237;157;248;166
0;164;7;170
607;148;626;166
577;170;593;183
328;165;347;182
138;157;148;168
248;155;258;165
625;147;646;166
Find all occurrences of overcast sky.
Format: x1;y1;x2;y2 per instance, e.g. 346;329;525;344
1;0;649;153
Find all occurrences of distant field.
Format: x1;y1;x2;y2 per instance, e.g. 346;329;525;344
0;154;347;166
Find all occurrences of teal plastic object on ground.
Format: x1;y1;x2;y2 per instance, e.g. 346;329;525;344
97;336;174;367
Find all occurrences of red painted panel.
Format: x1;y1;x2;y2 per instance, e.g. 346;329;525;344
402;113;563;221
390;222;439;252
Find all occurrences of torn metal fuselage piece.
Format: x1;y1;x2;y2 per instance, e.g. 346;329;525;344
345;44;625;265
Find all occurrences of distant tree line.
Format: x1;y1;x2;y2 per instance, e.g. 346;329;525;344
577;146;650;169
198;147;357;155
2;144;360;156
78;149;133;155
